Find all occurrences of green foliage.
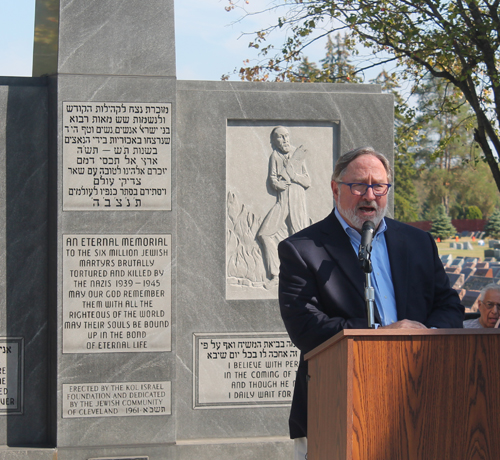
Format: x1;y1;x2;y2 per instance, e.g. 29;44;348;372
413;75;477;170
466;206;483;220
484;210;500;239
419;161;500;220
430;205;456;240
293;34;363;83
393;152;419;222
227;0;500;193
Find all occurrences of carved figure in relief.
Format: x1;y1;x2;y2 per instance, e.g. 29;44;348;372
257;126;311;287
226;126;312;293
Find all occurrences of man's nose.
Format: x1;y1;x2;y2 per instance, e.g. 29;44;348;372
364;185;377;200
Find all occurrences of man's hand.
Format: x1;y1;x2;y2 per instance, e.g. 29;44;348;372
275;179;290;191
380;319;428;329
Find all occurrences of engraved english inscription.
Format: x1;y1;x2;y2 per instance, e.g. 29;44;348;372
193;333;299;408
63;381;171;418
63;235;171;353
63;102;172;210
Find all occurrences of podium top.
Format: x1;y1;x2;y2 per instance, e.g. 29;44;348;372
304;328;500;361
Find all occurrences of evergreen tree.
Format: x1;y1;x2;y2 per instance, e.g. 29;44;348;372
296;57;320;82
484;210;500;239
318;34;362;83
393;154;419;222
430;205;456;240
371;70;420;222
294;34;361;83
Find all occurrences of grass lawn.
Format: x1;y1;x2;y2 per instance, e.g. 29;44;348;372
436;237;491;261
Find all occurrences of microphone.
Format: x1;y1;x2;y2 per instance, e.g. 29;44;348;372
359;220;376;327
358;220;375;271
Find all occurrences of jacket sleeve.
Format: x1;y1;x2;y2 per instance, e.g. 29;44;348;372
424;232;465;328
278;238;367;355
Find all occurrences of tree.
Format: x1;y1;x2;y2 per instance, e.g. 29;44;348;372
466;205;483;220
292;33;363;82
226;0;500;193
370;70;421;222
412;75;477;170
393;151;420;222
484;209;500;239
430;204;457;240
410;75;500;219
419;160;500;219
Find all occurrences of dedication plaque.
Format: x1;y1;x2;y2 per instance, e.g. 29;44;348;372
0;338;23;415
63;102;172;211
193;332;299;408
63;381;171;418
63;234;171;353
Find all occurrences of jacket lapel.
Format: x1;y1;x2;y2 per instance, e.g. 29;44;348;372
320;211;365;304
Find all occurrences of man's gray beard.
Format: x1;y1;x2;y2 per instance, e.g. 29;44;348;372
278;143;293;154
337;190;387;230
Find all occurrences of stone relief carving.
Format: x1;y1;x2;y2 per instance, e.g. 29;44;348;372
226;122;335;299
257;126;311;287
227;126;316;295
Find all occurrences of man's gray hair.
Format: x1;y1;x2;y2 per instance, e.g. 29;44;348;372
332;146;393;183
479;282;500;300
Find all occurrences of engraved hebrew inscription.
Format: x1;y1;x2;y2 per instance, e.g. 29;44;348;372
63;102;172;210
193;332;299;409
63;381;171;418
63;234;171;353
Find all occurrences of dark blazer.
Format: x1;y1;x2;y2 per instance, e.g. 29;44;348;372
278;210;464;439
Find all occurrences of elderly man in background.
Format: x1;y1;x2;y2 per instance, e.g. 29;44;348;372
464;283;500;328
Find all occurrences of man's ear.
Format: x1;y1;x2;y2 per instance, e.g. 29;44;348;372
331;180;339;201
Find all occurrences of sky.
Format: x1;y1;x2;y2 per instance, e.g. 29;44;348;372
0;0;330;81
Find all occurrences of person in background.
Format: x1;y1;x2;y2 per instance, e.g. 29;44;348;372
464;283;500;328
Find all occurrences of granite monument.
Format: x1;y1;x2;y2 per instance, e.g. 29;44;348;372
0;1;394;458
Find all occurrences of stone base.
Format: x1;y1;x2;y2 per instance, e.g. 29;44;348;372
13;437;293;460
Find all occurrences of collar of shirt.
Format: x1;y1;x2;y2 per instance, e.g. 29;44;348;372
333;208;397;326
334;207;387;242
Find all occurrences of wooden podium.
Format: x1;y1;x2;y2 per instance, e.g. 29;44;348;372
305;329;500;460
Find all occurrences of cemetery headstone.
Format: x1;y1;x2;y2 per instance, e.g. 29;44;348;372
461;268;476;282
441;254;454;266
462;276;499;291
464;257;478;264
474;268;493;278
447;273;465;290
461;290;481;311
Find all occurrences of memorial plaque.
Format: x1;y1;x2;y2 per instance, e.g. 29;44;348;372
63;234;172;353
62;381;171;418
193;333;299;408
63;102;172;211
0;338;23;415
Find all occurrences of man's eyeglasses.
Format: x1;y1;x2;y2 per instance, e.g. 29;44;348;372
338;182;392;196
481;301;500;310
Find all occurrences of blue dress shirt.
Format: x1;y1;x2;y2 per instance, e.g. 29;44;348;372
334;208;398;326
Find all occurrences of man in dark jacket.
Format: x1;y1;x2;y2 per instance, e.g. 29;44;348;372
278;146;464;459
